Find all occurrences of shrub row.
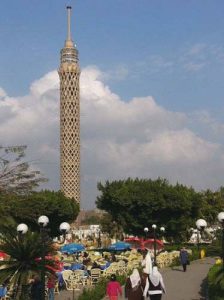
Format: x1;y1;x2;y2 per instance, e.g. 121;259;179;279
207;264;224;300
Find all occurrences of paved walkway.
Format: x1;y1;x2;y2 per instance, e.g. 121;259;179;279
55;257;214;300
161;257;214;300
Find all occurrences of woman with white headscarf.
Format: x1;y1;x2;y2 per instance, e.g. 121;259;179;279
125;269;144;300
143;265;166;300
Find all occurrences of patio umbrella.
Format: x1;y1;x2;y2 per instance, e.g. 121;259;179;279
144;239;164;250
108;241;131;251
0;252;7;260
60;243;85;254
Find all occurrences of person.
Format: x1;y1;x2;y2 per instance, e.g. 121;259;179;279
125;268;144;300
30;275;42;300
47;274;56;300
82;252;90;265
91;261;100;270
143;265;166;300
111;253;117;262
106;274;122;300
179;247;189;272
0;282;7;299
142;250;152;284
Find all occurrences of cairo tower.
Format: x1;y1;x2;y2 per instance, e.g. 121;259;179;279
58;6;80;204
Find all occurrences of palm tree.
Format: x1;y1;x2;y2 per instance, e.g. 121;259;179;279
0;224;56;299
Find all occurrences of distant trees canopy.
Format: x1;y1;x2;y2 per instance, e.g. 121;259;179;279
96;178;224;242
0;190;79;237
0;145;79;237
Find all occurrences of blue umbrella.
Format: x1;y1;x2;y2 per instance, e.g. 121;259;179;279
60;243;85;254
108;241;131;251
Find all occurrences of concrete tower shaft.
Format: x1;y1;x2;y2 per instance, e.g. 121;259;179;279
59;6;80;203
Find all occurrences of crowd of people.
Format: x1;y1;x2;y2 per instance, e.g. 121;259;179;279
0;246;190;300
106;249;167;300
105;246;189;300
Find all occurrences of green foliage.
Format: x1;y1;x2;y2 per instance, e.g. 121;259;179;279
100;213;124;239
0;145;47;195
206;231;222;257
77;275;126;300
200;189;224;225
96;178;202;241
0;190;79;237
0;225;57;299
208;264;224;300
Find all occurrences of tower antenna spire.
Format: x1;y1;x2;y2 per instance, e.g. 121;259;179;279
65;6;73;47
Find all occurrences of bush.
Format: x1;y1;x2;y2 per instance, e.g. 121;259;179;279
207;264;224;300
164;244;181;252
206;234;222;257
77;274;126;300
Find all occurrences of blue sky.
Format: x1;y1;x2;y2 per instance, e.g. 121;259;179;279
1;1;224;208
1;0;224;111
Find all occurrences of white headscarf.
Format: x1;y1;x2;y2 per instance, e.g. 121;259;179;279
149;266;161;287
143;251;152;275
130;269;141;288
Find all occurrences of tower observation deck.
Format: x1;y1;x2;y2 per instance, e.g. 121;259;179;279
58;6;80;204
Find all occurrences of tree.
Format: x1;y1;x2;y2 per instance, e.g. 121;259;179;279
0;145;47;195
96;178;203;241
200;189;224;225
0;190;79;237
0;224;56;300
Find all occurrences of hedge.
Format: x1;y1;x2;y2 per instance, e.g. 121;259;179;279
207;264;224;300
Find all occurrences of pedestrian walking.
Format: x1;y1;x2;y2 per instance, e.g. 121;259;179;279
0;282;7;299
47;274;56;300
125;268;144;300
142;250;152;284
30;275;42;300
143;265;166;300
180;247;189;272
106;274;122;300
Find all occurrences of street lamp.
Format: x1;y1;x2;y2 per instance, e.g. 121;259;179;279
151;225;165;265
152;224;157;264
59;222;71;243
18;217;70;300
217;212;224;270
144;227;149;239
196;218;207;259
37;216;50;300
17;223;28;235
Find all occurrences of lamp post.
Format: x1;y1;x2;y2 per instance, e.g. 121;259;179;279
97;228;101;248
37;216;49;300
217;212;224;270
152;224;157;264
59;222;71;243
17;217;71;300
16;224;29;298
16;223;28;235
196;219;207;259
144;227;149;240
151;225;165;265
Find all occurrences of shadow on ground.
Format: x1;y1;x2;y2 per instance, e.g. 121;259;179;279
198;276;208;300
171;267;184;272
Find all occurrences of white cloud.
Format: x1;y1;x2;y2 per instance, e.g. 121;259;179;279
1;66;224;208
0;87;6;98
184;62;206;72
188;43;207;56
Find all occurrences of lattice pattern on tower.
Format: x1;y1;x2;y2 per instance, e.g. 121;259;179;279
59;44;80;203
